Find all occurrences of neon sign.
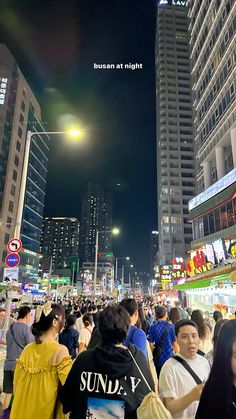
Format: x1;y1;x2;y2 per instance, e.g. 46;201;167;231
0;78;8;105
187;250;212;276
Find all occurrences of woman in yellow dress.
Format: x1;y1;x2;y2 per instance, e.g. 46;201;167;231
10;302;72;419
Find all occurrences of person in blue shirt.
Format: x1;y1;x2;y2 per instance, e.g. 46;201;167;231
120;298;147;358
148;306;178;377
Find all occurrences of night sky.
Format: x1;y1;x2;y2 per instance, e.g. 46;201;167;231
0;0;157;271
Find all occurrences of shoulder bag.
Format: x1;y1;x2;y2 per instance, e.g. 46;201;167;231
152;322;169;361
125;348;172;419
174;356;202;384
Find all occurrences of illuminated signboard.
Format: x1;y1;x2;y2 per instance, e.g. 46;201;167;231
212;239;226;263
205;244;215;265
230;242;236;258
171;257;186;282
0;78;8;105
187;250;212;276
158;0;187;5
161;265;172;280
189;168;236;211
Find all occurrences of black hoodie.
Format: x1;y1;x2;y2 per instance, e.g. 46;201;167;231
60;343;154;419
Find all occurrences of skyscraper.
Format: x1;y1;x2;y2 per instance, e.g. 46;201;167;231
188;0;236;246
0;44;50;281
40;217;80;278
156;1;195;264
79;182;113;264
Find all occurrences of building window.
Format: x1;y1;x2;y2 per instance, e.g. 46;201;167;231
6;217;12;228
19;114;24;124
8;201;14;213
4;233;10;245
12;170;17;181
16;140;21;152
18;127;23;138
10;185;16;196
14;155;19;167
21;101;26;112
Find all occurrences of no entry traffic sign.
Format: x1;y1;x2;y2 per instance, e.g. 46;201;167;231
7;238;22;253
5;253;20;268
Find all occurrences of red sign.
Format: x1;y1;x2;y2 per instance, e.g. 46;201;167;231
5;253;20;268
7;238;22;253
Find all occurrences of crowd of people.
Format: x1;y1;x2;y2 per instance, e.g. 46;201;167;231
0;297;235;418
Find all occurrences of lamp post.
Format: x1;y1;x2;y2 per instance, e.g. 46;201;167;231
14;129;82;239
93;228;119;295
115;256;130;282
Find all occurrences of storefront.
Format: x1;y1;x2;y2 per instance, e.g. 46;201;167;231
175;263;236;314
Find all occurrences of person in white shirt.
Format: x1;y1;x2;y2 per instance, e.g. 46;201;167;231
78;313;93;354
159;319;210;419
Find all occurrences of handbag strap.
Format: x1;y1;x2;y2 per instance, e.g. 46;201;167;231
127;348;152;393
174;355;202;385
10;324;24;350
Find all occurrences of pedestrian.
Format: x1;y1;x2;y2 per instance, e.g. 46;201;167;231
191;310;212;354
9;302;72;419
175;301;188;319
60;304;155;419
148;306;178;377
78;313;93;354
213;310;223;324
196;319;236;418
2;306;34;411
159;319;210;419
120;298;147;358
59;314;79;359
205;318;228;368
169;307;181;325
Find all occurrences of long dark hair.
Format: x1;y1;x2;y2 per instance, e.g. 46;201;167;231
32;304;65;344
191;310;206;339
196;319;236;418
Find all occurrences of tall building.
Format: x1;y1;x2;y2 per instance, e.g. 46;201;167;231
40;217;79;278
0;44;50;281
188;0;236;247
79;182;113;264
156;1;195;265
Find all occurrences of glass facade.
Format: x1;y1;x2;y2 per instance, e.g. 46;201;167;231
192;195;236;240
21;113;50;253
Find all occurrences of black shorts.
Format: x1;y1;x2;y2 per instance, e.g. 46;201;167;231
3;370;14;393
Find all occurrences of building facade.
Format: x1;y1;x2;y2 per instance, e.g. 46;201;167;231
174;1;236;312
79;182;113;264
40;217;80;279
0;44;50;282
156;1;195;265
188;0;236;193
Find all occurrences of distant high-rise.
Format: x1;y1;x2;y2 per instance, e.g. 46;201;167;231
156;1;194;264
79;182;113;264
40;217;79;276
0;44;50;281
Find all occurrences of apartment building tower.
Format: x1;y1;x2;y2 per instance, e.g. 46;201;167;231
188;0;236;247
79;182;113;264
40;217;80;276
0;44;50;281
156;1;195;264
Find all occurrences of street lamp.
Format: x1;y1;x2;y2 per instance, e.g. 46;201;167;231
115;256;130;282
14;129;83;239
93;227;120;295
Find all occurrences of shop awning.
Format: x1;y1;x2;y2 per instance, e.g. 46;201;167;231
174;279;211;290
